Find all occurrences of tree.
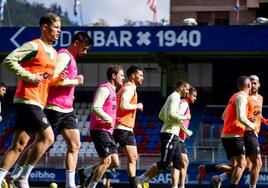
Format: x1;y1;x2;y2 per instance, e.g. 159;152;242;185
1;0;76;26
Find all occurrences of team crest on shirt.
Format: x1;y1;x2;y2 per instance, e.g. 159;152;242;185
42;72;52;80
42;117;48;124
116;143;120;148
105;147;110;153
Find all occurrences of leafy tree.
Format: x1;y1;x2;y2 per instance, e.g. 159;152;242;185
1;0;77;26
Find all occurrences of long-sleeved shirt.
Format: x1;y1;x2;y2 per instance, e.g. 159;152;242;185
3;39;56;108
50;52;79;86
3;40;56;83
120;82;137;110
45;51;79;113
91;86;113;125
178;99;191;141
159;91;191;136
222;91;255;138
116;82;137;131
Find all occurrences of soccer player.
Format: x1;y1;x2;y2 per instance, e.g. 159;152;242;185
217;76;256;188
207;75;266;188
78;65;125;188
7;32;93;188
171;86;197;188
136;80;192;188
113;65;144;188
0;13;62;188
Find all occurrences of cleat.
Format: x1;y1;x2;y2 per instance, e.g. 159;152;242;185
77;168;86;188
135;177;143;188
84;173;93;187
14;177;29;188
5;173;15;188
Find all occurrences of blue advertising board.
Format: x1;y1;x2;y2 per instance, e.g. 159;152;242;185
0;26;268;53
29;165;268;186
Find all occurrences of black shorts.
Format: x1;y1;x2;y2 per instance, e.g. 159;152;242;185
90;130;118;158
180;141;187;154
113;129;136;147
222;137;245;160
244;130;260;156
14;103;50;134
158;133;182;170
44;109;78;132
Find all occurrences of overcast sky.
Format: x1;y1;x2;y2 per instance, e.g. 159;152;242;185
26;0;170;26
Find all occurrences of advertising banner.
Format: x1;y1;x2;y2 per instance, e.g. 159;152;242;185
0;26;267;52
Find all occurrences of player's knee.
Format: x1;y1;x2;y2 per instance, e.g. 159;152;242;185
45;135;55;146
238;158;247;168
111;159;120;169
256;157;262;169
76;141;81;150
102;156;112;167
69;141;81;152
129;153;138;163
182;159;188;168
12;142;27;153
245;163;252;172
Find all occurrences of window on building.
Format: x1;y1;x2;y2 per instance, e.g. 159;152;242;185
197;11;229;25
197;12;212;25
214;12;229;25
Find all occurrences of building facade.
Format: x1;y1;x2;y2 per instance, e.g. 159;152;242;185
171;0;268;25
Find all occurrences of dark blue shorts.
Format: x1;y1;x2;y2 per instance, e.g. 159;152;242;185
15;103;50;135
44;108;78;132
113;129;136;147
90;130;118;158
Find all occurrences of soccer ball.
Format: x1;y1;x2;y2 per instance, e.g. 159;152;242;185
49;182;58;188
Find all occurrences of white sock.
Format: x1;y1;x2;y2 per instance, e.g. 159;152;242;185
219;172;228;181
249;185;256;188
179;186;185;188
10;165;23;180
19;163;34;180
172;186;178;188
88;181;98;188
66;170;76;188
0;168;8;185
84;166;94;176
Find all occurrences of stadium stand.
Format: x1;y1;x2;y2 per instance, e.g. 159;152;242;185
2;90;268;170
